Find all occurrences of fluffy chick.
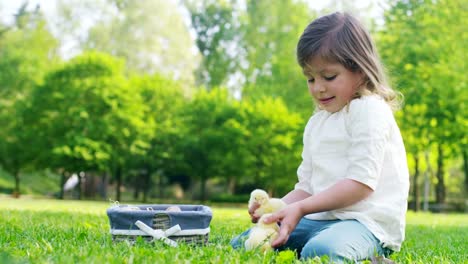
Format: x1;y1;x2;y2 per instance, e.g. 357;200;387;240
249;189;286;217
245;214;279;252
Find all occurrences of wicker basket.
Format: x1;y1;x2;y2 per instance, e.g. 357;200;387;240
107;204;212;246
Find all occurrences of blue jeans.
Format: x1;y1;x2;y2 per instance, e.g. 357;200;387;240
231;218;391;262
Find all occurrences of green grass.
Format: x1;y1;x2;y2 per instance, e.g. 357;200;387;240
0;198;466;263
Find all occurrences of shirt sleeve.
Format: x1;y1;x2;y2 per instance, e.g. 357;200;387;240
345;97;392;190
294;117;314;194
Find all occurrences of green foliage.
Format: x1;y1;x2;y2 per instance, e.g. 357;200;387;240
0;199;466;263
28;52;152;174
179;88;303;198
51;51;123;79
186;0;240;88
378;0;467;203
379;0;466;149
241;0;316;117
181;88;242;199
128;74;188;197
0;0;465;204
240;97;304;195
0;5;60;194
70;0;201;87
187;0;317;117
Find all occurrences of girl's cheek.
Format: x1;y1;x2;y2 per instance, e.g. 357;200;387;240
307;84;314;96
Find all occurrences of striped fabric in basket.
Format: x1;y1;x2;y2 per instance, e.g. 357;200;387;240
107;204;212;246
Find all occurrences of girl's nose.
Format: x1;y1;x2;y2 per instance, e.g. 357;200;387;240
313;81;325;93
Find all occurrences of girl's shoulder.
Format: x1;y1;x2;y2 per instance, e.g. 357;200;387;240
306;108;330;124
303;109;331;136
344;95;395;129
347;95;392;116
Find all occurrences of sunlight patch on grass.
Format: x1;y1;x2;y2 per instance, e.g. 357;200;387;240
1;197;110;214
406;211;468;227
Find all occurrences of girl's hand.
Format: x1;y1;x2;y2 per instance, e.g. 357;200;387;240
263;203;304;247
248;202;261;223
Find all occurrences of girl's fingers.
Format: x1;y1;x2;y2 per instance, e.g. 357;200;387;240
248;202;261;223
248;202;260;214
272;225;290;247
251;214;259;223
263;209;284;224
263;213;279;224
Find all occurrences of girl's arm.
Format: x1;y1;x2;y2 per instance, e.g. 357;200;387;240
294;178;372;213
281;189;312;204
249;189;311;223
265;178;373;247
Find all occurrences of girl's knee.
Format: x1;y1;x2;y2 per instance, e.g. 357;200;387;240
230;235;243;249
300;239;342;261
230;229;251;249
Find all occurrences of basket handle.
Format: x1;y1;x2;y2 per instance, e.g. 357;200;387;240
135;220;179;247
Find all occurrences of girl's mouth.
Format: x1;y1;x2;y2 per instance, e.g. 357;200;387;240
319;96;335;104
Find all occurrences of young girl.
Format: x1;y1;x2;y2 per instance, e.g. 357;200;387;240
231;12;409;262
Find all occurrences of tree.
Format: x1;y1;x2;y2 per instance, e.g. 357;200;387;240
180;88;245;200
394;105;430;210
378;0;467;205
317;0;382;31
129;74;187;201
54;0;200;90
185;0;242;89
27;52;152;201
0;3;60;197
240;97;303;195
240;0;315;117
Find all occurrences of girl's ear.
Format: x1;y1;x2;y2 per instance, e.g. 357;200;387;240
357;71;368;88
354;74;370;98
358;69;366;81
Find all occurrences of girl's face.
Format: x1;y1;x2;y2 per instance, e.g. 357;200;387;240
305;57;364;113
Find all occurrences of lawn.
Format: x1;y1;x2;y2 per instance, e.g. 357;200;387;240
0;197;466;263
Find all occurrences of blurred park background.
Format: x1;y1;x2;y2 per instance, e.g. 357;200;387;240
0;0;466;212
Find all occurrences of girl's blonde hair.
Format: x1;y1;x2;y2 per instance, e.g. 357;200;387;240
297;12;401;110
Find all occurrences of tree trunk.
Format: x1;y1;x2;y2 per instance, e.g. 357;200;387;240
142;167;151;203
435;144;445;204
83;172;97;198
115;165;122;202
228;177;236;195
77;172;82;200
200;175;207;202
158;173;164;199
463;149;468;197
58;171;66;199
13;169;20;198
133;174;140;201
99;173;108;199
413;154;420;211
423;151;432;211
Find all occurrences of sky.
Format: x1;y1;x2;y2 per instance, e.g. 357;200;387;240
1;1;56;24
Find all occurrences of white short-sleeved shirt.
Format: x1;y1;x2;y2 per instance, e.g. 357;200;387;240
295;95;409;251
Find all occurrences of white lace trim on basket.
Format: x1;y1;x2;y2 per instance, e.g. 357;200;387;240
110;227;210;236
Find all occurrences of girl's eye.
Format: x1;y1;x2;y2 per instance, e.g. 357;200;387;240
307;78;315;83
324;75;336;81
